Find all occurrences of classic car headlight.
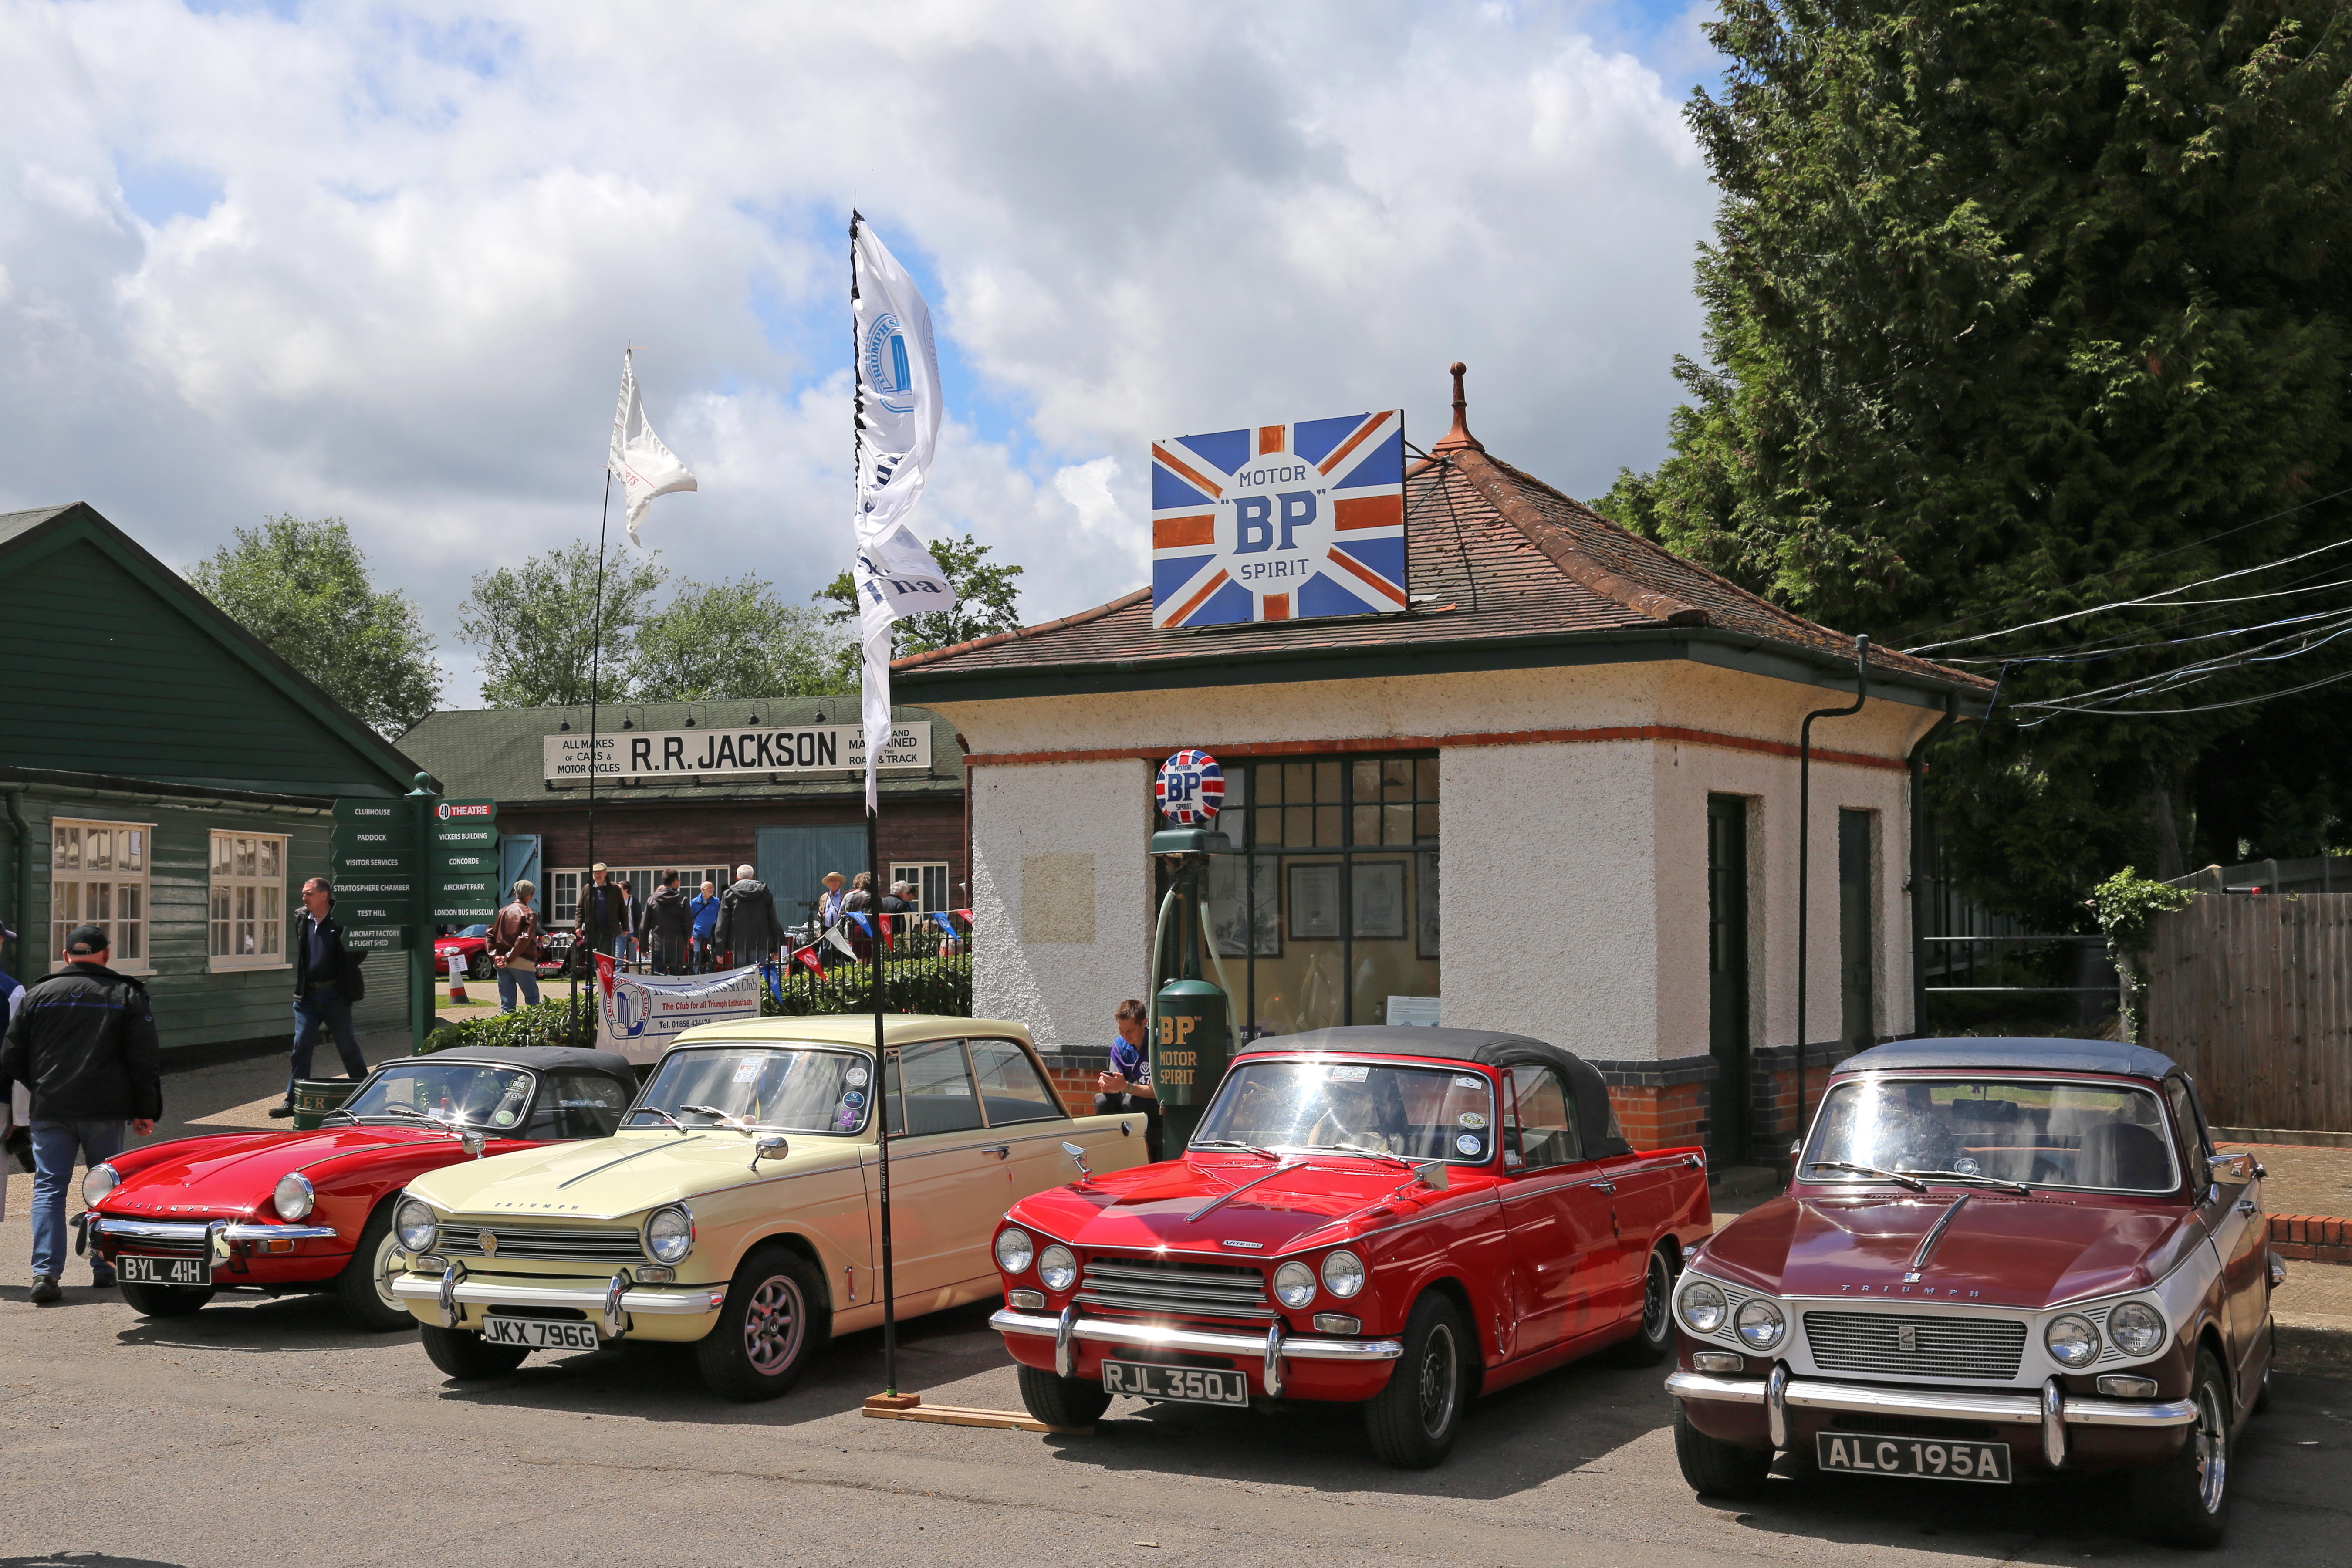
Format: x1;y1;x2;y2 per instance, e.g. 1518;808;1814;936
81;1163;121;1206
1273;1261;1318;1309
1320;1250;1366;1299
272;1172;315;1222
1037;1245;1078;1293
1734;1297;1785;1350
2045;1314;2101;1367
994;1227;1035;1275
394;1197;438;1253
2107;1300;2166;1357
1678;1277;1727;1334
644;1206;694;1264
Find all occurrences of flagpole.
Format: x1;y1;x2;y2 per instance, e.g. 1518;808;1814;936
576;462;614;1029
852;209;902;1404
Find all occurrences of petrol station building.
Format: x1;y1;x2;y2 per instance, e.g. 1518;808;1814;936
896;374;1992;1162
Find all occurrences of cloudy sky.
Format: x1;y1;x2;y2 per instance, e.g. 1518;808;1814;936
3;0;1727;704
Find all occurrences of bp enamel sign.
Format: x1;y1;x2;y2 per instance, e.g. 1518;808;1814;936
1156;750;1224;827
1151;409;1406;628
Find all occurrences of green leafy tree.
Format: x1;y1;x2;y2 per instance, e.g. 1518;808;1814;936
188;514;442;734
1600;1;2352;924
815;534;1026;687
632;575;845;700
2089;867;2197;1042
456;541;666;708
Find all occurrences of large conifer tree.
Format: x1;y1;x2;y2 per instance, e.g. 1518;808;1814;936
1603;1;2352;922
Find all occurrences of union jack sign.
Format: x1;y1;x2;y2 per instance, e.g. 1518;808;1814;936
1151;410;1406;628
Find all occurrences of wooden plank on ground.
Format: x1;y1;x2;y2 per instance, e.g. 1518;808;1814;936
861;1402;1092;1436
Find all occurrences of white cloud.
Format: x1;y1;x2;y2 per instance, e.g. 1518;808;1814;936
0;0;1717;703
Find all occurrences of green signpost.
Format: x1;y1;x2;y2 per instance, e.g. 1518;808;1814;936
428;800;499;923
331;799;416;952
334;781;496;1054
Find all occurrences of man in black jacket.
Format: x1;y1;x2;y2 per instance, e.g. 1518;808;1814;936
639;872;693;974
714;864;784;966
0;923;162;1302
269;877;369;1119
574;863;628;967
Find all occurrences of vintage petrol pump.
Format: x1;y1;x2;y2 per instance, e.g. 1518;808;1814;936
1149;751;1235;1154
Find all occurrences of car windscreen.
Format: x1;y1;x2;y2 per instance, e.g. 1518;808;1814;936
628;1046;871;1135
1192;1058;1497;1164
338;1063;535;1129
1800;1078;2181;1193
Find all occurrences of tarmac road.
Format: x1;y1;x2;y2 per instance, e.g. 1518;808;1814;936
0;1275;2349;1568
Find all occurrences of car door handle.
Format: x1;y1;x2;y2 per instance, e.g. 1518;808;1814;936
980;1144;1011;1160
1594;1179;1616;1195
2236;1198;2258;1215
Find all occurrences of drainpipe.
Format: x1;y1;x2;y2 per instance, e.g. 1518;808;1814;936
3;786;28;974
1796;636;1869;1144
1906;694;1960;1041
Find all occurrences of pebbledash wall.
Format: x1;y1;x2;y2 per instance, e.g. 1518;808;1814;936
926;661;1940;1152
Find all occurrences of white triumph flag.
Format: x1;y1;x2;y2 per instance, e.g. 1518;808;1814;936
608;349;698;546
852;218;960;809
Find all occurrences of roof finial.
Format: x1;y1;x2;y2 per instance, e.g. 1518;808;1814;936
1432;360;1482;453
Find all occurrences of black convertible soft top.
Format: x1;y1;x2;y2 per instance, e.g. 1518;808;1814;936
1835;1037;2178;1081
1235;1026;1630;1159
408;1044;637;1083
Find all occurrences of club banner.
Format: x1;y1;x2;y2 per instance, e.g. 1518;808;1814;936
593;952;763;1064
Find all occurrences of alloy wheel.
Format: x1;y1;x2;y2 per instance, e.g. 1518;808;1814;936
744;1275;805;1375
1642;1253;1672;1342
373;1229;403;1312
1418;1321;1459;1438
2193;1380;2227;1514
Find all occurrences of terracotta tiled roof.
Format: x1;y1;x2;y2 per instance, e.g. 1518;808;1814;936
893;446;1988;694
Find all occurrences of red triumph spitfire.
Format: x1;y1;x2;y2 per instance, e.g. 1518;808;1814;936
78;1045;637;1328
990;1026;1711;1467
1667;1038;2275;1548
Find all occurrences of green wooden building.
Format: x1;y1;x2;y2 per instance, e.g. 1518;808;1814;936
0;503;422;1060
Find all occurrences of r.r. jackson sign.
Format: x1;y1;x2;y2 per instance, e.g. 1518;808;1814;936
543;723;930;783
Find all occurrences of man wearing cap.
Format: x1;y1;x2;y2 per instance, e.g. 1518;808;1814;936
270;877;369;1119
486;879;544;1012
0;924;162;1303
574;863;629;967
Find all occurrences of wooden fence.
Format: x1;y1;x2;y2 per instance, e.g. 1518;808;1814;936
2143;893;2352;1132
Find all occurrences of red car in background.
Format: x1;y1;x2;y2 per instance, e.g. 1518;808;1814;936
433;924;493;980
990;1027;1711;1467
78;1046;638;1328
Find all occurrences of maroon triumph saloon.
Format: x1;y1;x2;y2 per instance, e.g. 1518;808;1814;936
1666;1038;2274;1547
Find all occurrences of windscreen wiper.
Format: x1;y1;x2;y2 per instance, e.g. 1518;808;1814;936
1303;1142;1412;1168
1905;1168;2031;1194
629;1107;693;1135
1191;1139;1279;1160
1804;1159;1928;1193
679;1104;754;1134
377;1104;466;1140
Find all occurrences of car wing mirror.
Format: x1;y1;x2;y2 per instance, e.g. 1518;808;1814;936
461;1129;487;1160
1416;1162;1450;1192
2207;1151;2256;1186
1062;1140;1092;1179
751;1135;789;1170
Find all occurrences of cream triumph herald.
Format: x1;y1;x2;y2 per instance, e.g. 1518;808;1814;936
388;1015;1147;1400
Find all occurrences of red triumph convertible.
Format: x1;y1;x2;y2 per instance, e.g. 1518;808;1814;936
78;1046;638;1328
990;1027;1711;1467
1667;1038;2275;1548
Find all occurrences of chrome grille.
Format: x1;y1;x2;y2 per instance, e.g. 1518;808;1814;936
106;1233;208;1258
1802;1311;2027;1380
1075;1256;1274;1321
436;1223;645;1264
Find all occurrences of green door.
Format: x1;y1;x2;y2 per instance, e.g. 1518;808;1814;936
755;825;868;932
1839;810;1875;1051
1707;795;1751;1163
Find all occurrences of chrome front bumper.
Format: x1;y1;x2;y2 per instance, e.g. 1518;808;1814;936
389;1268;725;1331
1667;1368;2198;1467
80;1215;342;1253
992;1306;1402;1392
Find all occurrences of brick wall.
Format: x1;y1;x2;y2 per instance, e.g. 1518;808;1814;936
1591;1054;1717;1152
1040;1047;1114;1116
2271;1214;2352;1265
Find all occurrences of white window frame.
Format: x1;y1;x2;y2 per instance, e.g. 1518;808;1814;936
49;818;155;975
890;861;952;912
545;866;735;930
209;830;291;972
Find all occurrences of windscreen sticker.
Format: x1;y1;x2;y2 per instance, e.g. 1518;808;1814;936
1324;1064;1370;1083
846;1065;870;1087
1456;1134;1484;1156
1458;1112;1487;1129
732;1059;761;1082
841;1090;866;1108
1453;1075;1483;1090
493;1110;517;1126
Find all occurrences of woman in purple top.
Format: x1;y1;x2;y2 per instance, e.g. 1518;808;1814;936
1094;998;1162;1162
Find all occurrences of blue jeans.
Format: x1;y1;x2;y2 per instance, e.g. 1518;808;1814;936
496;966;541;1011
287;986;366;1100
32;1119;126;1281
